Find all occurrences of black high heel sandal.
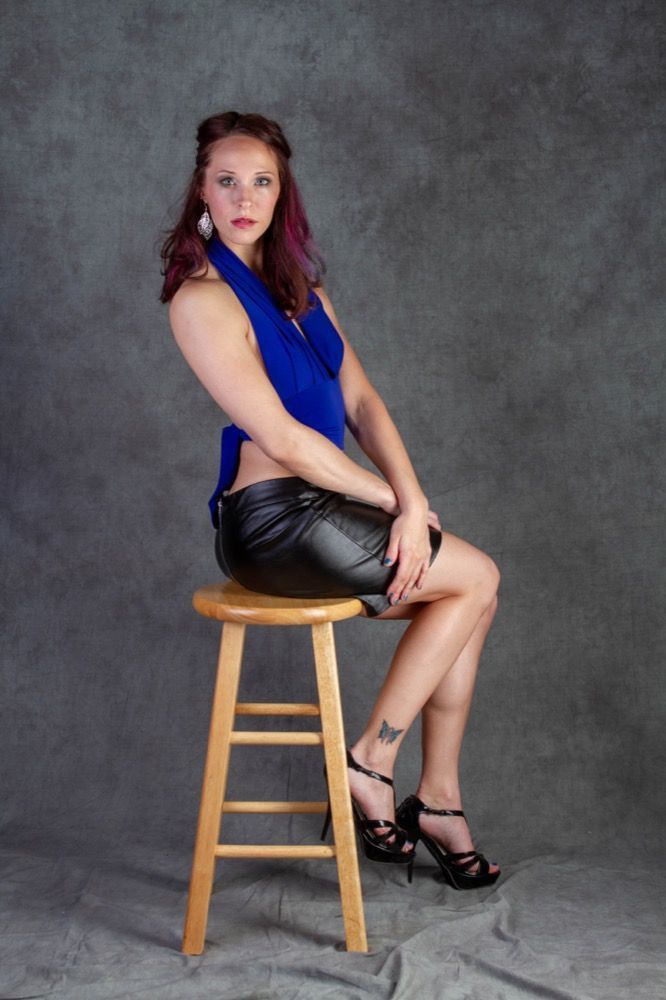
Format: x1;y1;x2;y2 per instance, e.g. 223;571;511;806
321;750;415;879
396;794;500;890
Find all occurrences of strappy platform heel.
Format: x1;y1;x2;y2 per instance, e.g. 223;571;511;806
321;750;415;878
396;794;500;890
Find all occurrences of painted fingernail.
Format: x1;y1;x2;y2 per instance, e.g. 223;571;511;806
402;593;409;601
388;592;395;603
383;557;392;565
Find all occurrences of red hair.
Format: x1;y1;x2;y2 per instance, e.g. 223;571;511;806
159;111;326;318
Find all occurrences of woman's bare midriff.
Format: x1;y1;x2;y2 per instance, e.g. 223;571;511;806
228;439;298;494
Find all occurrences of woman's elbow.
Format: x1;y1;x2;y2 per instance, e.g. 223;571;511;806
348;389;385;438
253;420;302;467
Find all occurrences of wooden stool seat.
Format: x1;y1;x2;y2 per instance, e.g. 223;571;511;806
192;580;364;625
181;580;368;953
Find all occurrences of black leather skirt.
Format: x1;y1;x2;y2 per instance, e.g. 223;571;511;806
214;476;443;617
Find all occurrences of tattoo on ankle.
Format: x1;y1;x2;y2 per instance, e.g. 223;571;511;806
378;719;404;744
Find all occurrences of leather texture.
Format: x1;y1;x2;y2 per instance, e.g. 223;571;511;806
215;476;443;617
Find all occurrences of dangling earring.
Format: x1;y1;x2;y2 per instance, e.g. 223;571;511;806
197;200;214;240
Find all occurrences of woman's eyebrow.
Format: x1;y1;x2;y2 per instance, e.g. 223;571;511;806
215;168;276;175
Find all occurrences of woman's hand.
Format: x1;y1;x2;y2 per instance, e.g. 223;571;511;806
383;507;433;603
427;508;442;535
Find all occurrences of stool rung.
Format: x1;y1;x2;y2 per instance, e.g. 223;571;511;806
230;731;323;745
215;844;336;859
223;800;327;814
182;604;369;955
235;702;320;716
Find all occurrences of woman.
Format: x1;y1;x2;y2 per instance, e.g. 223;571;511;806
161;111;500;888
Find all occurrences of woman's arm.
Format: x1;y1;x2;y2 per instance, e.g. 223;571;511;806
314;287;438;599
168;280;397;512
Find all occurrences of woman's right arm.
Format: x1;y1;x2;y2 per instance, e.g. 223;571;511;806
168;281;398;511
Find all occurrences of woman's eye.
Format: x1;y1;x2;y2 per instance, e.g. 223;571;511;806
218;177;271;186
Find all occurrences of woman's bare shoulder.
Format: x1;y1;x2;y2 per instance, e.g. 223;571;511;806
168;264;246;333
171;261;230;307
188;258;225;281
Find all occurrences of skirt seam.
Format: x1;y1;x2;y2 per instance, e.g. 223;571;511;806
313;508;389;568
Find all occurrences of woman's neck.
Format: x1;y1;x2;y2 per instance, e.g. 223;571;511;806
222;235;264;276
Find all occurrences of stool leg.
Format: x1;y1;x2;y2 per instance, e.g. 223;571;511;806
182;620;246;954
311;621;368;953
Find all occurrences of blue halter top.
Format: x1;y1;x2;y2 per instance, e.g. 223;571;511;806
206;235;346;528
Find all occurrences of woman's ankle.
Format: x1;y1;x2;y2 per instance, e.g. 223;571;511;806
415;781;463;810
349;738;398;778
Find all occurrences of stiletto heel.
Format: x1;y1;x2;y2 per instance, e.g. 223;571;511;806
321;752;415;871
396;794;500;890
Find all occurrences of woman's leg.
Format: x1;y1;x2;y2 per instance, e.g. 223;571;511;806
414;595;499;872
348;532;499;855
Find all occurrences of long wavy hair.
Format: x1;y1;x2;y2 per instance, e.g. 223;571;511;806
159;111;326;318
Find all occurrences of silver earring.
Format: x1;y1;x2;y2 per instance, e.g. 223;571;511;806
197;201;214;240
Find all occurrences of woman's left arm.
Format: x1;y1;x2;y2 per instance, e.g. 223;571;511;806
315;288;441;600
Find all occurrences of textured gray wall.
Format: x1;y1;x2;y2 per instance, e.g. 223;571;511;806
2;0;664;868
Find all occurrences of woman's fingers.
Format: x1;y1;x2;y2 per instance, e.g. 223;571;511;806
382;544;399;570
383;519;405;574
384;513;435;603
414;560;429;590
407;551;432;596
427;509;442;532
385;546;408;604
387;551;430;604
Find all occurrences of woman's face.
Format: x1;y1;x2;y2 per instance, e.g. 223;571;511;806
200;135;281;253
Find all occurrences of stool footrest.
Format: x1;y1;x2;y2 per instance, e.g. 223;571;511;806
223;801;328;813
215;844;336;859
235;702;320;716
230;731;323;745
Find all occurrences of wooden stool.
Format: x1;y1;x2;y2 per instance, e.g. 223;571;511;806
181;580;368;953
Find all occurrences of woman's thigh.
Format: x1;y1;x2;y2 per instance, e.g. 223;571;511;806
360;531;500;619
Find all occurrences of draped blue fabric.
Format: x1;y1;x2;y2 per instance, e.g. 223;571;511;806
206;235;346;527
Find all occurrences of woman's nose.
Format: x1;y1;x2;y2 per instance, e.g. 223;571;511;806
236;185;253;206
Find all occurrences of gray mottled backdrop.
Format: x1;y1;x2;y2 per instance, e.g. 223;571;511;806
2;1;664;998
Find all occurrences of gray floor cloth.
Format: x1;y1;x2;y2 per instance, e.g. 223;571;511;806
2;841;664;1000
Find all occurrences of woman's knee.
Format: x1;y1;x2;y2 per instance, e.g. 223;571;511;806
483;591;499;622
453;549;499;610
413;532;500;606
475;553;500;608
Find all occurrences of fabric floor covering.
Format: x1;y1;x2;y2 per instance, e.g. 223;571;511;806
2;841;664;1000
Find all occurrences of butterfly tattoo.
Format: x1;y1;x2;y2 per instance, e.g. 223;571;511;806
378;719;404;744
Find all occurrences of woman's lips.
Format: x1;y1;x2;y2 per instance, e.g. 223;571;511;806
232;219;257;228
